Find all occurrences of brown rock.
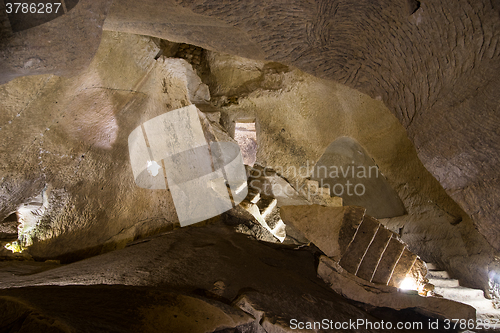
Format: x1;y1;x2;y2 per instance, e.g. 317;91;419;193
0;288;255;333
388;248;417;288
339;215;380;274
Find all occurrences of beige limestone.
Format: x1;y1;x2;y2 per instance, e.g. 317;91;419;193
0;5;499;296
0;31;221;260
356;227;393;281
371;238;405;285
0;0;114;84
139;294;254;333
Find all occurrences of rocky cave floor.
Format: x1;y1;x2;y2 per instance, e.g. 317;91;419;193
0;222;464;333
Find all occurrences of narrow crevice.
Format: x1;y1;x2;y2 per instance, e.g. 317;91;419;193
407;0;421;15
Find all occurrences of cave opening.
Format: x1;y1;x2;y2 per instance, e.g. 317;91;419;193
234;120;257;167
1;212;20;253
0;212;19;241
3;213;17;223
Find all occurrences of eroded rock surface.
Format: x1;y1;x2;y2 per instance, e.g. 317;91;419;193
163;0;500;252
204;50;500;296
0;31;215;260
0;286;256;333
0;224;433;332
1;30;498;299
100;0;500;258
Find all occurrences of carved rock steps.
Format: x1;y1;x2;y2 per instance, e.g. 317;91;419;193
280;205;426;289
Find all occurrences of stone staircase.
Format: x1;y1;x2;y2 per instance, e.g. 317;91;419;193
0;1;13;40
238;174;286;242
427;263;500;322
235;165;345;243
280;204;428;290
336;209;427;289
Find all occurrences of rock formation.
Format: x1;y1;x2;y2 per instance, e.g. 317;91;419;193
1;0;500;331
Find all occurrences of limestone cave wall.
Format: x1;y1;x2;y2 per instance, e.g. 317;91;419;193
0;0;499;316
1;1;500;330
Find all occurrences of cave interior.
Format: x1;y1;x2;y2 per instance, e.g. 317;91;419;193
1;0;500;332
